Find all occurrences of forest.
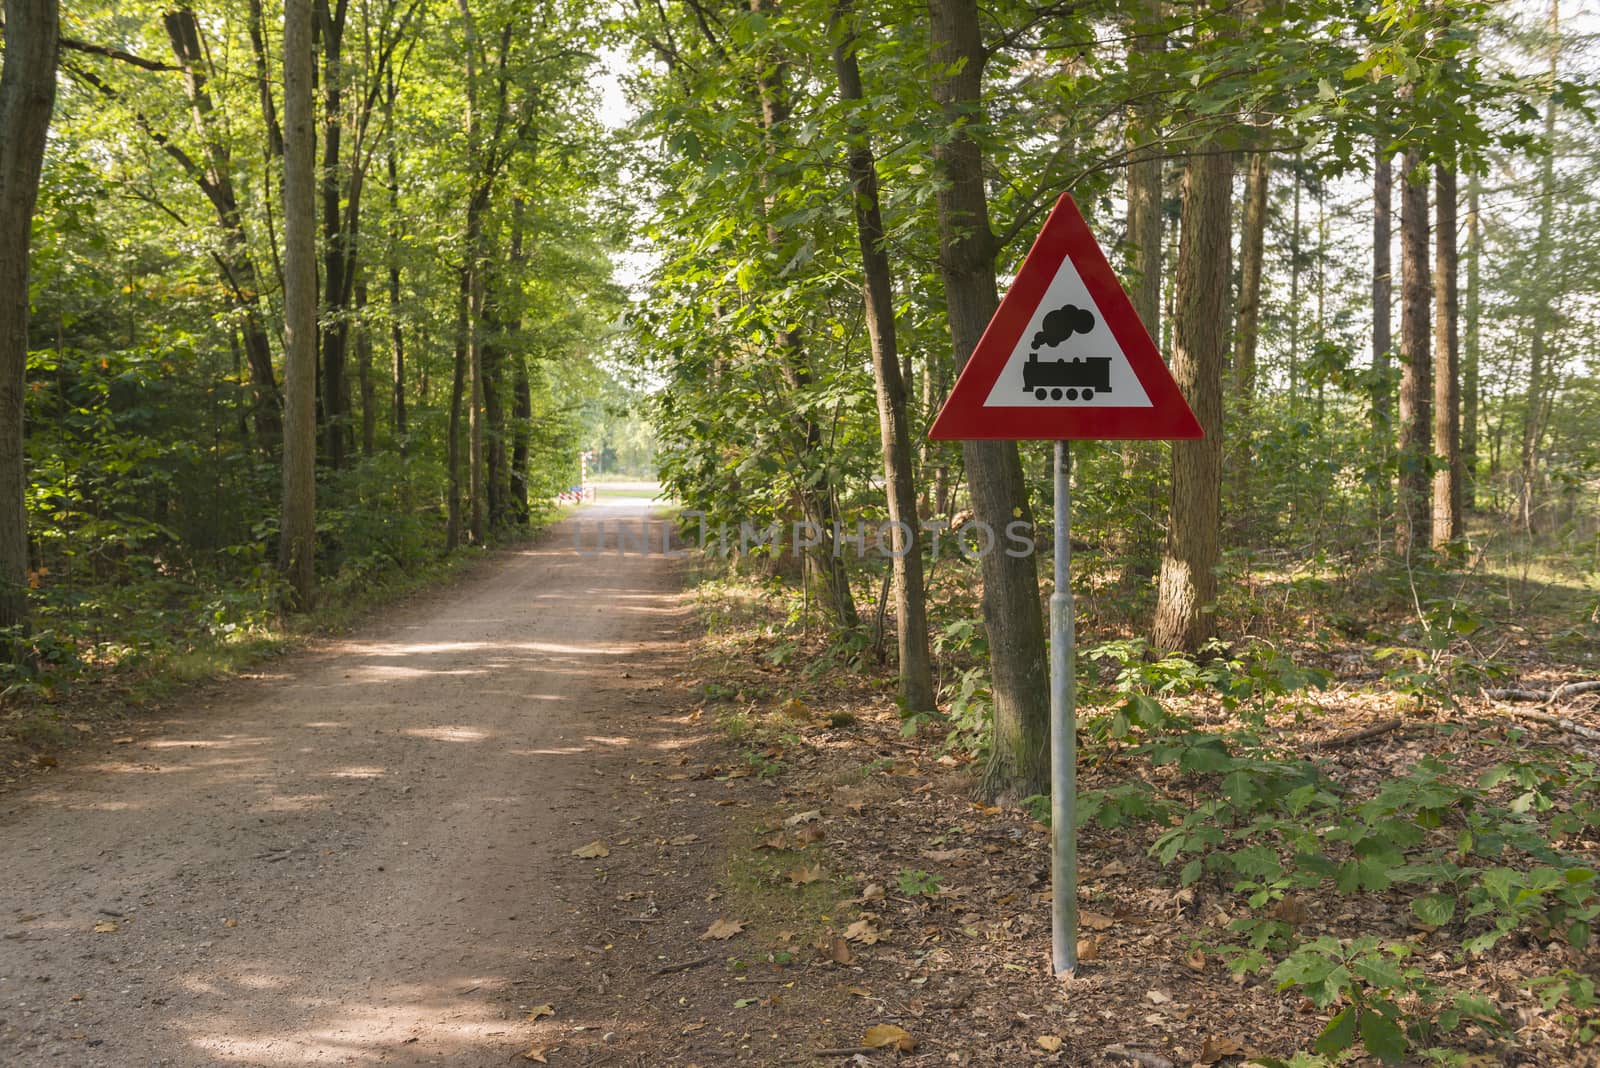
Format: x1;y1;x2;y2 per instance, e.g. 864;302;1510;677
2;0;1599;1064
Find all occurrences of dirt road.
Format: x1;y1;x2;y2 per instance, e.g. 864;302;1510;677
1;489;699;1066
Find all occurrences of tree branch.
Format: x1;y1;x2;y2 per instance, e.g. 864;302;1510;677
57;34;180;72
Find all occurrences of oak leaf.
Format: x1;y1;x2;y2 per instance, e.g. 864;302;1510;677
700;918;745;940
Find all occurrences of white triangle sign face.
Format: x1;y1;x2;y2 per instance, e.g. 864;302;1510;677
928;192;1200;441
979;270;1153;410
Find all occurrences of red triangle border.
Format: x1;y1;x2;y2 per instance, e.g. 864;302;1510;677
928;193;1202;441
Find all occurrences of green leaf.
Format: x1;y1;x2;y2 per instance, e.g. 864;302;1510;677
1352;956;1405;991
1411;892;1457;927
1359;1006;1407;1065
1315;1005;1357;1057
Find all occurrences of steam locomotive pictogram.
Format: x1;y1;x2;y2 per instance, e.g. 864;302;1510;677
1022;302;1111;402
1024;354;1112;401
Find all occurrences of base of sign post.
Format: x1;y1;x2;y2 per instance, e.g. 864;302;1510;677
1050;441;1078;976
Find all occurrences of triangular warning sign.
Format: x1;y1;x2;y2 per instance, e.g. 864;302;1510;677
928;193;1202;441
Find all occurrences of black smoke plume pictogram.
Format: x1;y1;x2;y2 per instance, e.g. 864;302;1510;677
1032;304;1096;350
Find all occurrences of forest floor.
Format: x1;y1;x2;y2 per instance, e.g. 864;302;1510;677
2;497;1597;1067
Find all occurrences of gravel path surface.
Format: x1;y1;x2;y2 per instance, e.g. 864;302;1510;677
1;492;688;1066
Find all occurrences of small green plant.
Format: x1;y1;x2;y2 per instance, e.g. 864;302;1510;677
1271;936;1501;1065
1525;970;1598;1043
745;748;787;780
896;868;942;897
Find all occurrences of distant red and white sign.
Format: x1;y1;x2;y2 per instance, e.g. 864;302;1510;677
928;193;1202;442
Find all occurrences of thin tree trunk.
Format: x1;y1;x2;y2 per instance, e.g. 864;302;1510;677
512;358;531;523
1125;0;1163;341
1463;174;1480;510
508;197;530;525
750;0;858;629
1232;149;1269;501
1373;144;1394;543
466;204;486;543
386;87;407;446
1119;0;1165;569
1152;149;1232;653
0;0;58;639
317;0;349;468
279;0;318;607
830;0;934;712
481;252;508;529
1315;183;1327;424
356;272;375;458
1431;165;1461;547
1288;151;1301;397
1519;0;1560;534
1396;147;1432;557
446;269;468;551
929;0;1049;802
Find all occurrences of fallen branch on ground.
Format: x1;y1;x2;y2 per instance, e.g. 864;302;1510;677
1492;705;1600;745
1319;716;1404;749
652;956;713;976
1484;680;1600;704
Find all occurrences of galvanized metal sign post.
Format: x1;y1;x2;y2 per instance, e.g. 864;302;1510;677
928;192;1201;976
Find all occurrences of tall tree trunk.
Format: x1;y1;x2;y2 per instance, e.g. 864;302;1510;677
830;0;934;712
928;0;1049;802
317;0;352;470
511;357;531;523
749;0;858;629
446;269;468;550
1372;144;1394;543
508;198;530;525
1119;0;1165;571
1288;151;1301;397
279;0;318;607
0;0;58;639
1431;165;1462;547
1315;183;1327;424
356;271;375;457
1396;147;1432;557
1152;149;1233;653
481;255;508;530
1463;174;1480;510
1231;149;1269;501
466;201;486;544
1519;0;1560;534
1124;0;1163;342
385;69;406;447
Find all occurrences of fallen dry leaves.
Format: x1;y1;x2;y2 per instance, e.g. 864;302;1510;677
570;840;609;859
699;917;745;940
787;862;824;887
1198;1035;1248;1064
